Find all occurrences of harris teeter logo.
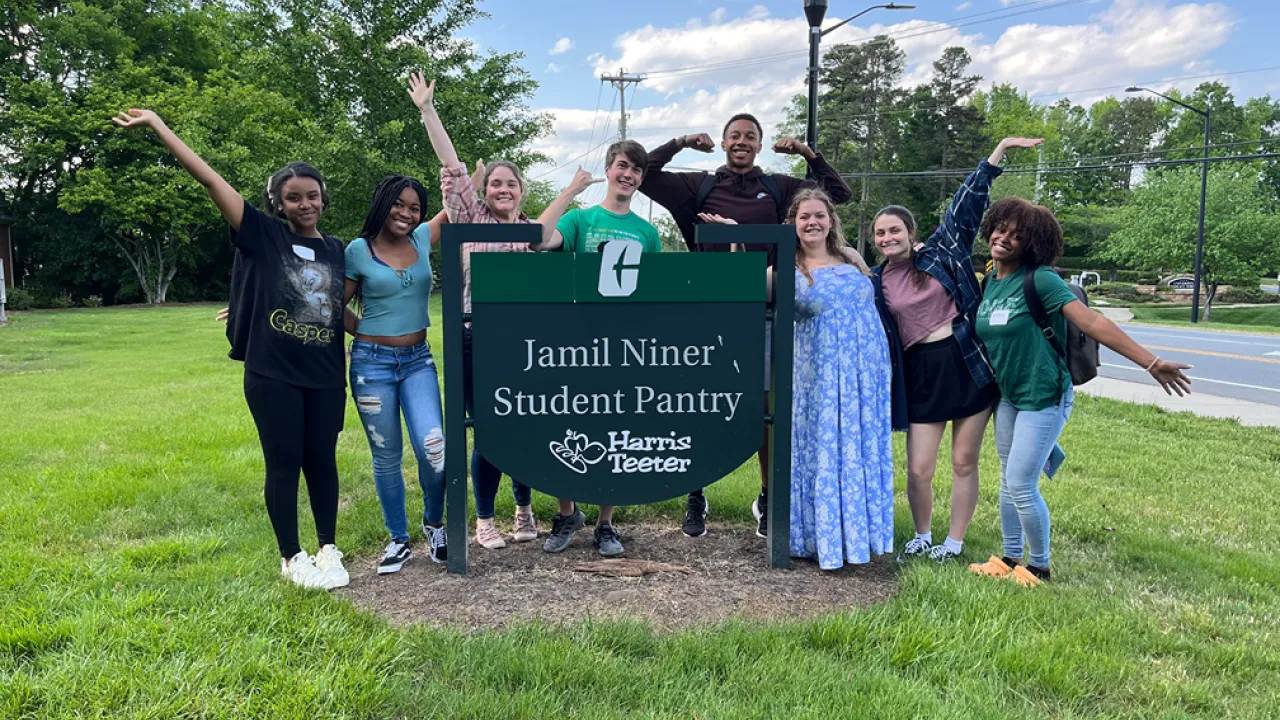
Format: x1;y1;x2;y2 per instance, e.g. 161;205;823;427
550;430;694;475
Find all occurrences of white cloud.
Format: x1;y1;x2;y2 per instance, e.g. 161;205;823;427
530;1;1237;185
956;2;972;9
546;63;562;74
550;37;574;55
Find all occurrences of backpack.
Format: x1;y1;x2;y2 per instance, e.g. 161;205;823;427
1021;269;1099;386
695;173;786;223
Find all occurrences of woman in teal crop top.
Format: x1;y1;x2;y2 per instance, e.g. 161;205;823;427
341;174;449;571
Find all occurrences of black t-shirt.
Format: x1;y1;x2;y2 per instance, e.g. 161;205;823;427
226;200;346;389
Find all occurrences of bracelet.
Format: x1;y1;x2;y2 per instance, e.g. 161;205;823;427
1145;356;1160;372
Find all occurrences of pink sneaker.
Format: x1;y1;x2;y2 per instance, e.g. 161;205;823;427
513;506;538;542
475;518;507;549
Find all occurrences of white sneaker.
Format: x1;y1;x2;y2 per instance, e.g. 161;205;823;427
314;544;350;589
281;551;328;589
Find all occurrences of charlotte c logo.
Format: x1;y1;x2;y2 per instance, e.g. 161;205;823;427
598;239;642;297
549;430;607;474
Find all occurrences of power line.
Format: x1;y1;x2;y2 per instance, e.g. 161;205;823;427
838;152;1280;179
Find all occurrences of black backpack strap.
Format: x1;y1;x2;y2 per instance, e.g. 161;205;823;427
1022;267;1067;361
694;173;717;216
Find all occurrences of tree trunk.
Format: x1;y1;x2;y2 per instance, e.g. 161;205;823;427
1203;282;1218;323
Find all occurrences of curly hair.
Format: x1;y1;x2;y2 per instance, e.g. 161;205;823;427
787;188;852;285
979;197;1064;268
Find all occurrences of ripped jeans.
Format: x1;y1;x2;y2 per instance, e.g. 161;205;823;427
350;340;445;542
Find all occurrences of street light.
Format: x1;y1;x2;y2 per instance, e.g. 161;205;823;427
804;2;914;155
1127;85;1211;324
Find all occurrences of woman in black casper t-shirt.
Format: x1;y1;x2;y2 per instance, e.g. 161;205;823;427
114;108;350;591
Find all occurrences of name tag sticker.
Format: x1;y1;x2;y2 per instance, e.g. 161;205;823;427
990;309;1011;326
292;244;316;262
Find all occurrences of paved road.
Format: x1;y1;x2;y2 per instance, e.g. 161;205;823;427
1100;323;1280;406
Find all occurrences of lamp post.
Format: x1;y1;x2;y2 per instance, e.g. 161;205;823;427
1127;86;1211;324
804;2;914;154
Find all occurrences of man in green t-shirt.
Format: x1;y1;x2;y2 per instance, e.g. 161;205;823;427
534;139;661;557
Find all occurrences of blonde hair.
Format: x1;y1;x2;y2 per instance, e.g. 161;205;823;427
786;188;852;285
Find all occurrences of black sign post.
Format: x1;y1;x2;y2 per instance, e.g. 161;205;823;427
442;224;795;573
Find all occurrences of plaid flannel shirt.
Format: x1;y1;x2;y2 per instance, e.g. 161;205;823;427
873;159;1002;430
440;162;534;314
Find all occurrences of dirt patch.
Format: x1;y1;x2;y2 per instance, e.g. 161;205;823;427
341;523;899;631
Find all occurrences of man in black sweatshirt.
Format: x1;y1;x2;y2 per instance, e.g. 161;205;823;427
639;113;853;540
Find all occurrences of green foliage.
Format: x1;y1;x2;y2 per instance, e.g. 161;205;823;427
1217;287;1280;304
1;0;548;305
82;294;103;308
4;286;33;311
653;215;687;253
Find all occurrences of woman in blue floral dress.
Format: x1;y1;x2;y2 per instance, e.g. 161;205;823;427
702;188;894;569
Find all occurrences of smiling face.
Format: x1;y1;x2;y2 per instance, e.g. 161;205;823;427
484;165;523;219
381;186;422;239
795;199;832;251
606;154;643;198
279;177;324;233
873;211;915;262
721;119;762;171
986;219;1022;263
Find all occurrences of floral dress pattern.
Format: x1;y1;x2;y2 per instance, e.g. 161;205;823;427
790;264;896;569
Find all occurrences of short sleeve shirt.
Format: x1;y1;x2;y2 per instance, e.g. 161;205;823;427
344;224;433;337
976;266;1079;410
228;200;346;389
555;205;662;254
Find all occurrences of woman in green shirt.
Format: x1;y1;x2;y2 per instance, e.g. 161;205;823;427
972;197;1191;586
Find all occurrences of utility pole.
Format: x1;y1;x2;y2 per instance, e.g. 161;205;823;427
601;69;645;139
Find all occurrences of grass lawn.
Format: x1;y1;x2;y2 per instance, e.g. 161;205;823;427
3;302;1280;718
1127;304;1280;333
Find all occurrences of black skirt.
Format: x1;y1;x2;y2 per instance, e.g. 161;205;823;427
903;335;998;424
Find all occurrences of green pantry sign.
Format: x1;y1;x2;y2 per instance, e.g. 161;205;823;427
441;224;795;573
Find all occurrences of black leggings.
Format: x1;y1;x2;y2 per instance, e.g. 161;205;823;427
243;370;346;559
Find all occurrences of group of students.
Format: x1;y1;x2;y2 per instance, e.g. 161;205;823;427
114;71;1192;591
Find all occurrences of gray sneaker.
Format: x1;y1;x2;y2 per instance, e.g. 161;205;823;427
593;522;624;557
543;507;585;553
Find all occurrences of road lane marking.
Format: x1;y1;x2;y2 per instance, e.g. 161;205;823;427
1123;329;1280;348
1102;363;1280;394
1144;345;1280;365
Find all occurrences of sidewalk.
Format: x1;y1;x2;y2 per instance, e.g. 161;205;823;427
1078;377;1280;428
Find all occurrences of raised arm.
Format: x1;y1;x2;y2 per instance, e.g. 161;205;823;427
425;161;484;244
534;167;603;249
113;109;244;229
409;73;460;168
929;137;1041;253
639;135;708;214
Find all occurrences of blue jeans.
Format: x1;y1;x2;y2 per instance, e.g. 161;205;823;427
993;386;1074;569
462;326;531;519
350;340;445;543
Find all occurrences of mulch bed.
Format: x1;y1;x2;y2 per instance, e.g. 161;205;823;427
340;523;900;632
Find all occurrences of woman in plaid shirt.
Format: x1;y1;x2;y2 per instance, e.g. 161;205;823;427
410;72;545;552
871;137;1043;564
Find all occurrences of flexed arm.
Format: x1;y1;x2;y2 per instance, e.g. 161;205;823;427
113;109;244;229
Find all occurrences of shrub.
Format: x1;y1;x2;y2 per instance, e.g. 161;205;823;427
82;295;103;308
1217;287;1280;304
45;293;73;309
5;286;34;311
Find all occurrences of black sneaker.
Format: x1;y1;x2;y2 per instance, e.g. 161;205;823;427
751;490;768;539
593;522;624;557
377;541;412;575
543;507;586;553
682;492;709;537
423;523;447;564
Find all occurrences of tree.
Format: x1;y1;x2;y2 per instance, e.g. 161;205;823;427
1100;166;1280;320
652;215;686;253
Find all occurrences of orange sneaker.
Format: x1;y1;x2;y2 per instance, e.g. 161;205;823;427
968;556;1014;578
1010;565;1044;588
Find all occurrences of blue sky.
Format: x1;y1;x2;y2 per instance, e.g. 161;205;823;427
460;0;1279;208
